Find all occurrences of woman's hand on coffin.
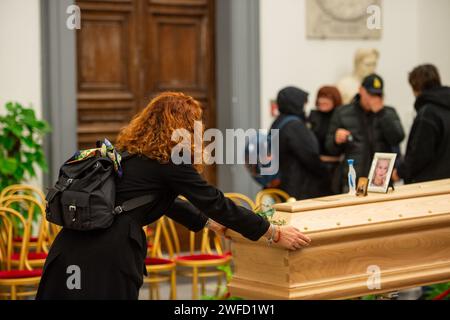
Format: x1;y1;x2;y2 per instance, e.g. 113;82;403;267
278;226;311;250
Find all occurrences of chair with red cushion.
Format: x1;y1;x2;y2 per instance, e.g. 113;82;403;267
175;193;256;299
0;195;48;269
0;206;42;300
0;185;48;252
172;223;231;300
144;217;176;300
165;197;233;300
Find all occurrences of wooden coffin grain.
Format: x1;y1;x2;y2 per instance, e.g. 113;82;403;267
227;179;450;300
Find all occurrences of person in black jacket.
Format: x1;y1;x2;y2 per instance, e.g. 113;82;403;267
272;86;330;200
308;86;343;194
36;92;310;300
396;64;450;184
326;74;405;192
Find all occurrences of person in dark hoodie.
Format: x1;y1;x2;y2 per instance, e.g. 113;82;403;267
395;64;450;184
271;86;330;200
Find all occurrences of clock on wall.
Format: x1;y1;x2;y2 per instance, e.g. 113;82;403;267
306;0;382;39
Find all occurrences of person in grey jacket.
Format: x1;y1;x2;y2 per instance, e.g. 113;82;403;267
326;74;405;191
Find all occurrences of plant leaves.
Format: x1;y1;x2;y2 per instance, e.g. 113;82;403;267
12;166;24;180
1;136;15;151
24;152;35;162
0;157;18;175
22;161;36;177
34;120;52;133
9;123;23;137
21;108;36;121
1;101;50;183
5;102;15;113
22;136;36;148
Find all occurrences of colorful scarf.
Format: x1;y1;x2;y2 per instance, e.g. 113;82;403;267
67;138;123;177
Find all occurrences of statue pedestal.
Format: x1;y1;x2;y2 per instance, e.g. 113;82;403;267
228;179;450;299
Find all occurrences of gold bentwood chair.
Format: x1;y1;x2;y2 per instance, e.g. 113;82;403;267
0;185;48;251
0;195;48;269
255;188;291;209
171;215;231;300
221;192;258;255
0;206;42;300
143;217;177;300
0;184;46;204
224;193;256;211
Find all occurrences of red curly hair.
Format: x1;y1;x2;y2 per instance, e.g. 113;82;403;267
116;92;204;171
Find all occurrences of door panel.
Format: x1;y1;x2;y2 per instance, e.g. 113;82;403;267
77;1;140;150
145;0;216;184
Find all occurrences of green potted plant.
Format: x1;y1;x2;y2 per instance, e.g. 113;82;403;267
0;101;51;193
0;102;51;230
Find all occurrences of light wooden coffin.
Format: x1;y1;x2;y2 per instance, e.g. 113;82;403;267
227;179;450;300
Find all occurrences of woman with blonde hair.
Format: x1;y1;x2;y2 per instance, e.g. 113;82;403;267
36;92;310;300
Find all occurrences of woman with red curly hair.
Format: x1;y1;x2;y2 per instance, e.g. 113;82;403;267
36;92;310;300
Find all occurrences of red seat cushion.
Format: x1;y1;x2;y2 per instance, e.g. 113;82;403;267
145;257;173;265
176;254;228;261
0;269;42;279
11;252;48;261
13;236;38;242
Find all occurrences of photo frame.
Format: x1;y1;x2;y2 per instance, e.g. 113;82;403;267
367;153;397;193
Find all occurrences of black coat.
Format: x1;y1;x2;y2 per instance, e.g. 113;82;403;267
325;95;405;188
308;110;335;156
398;86;450;184
36;156;270;300
308;110;342;195
273;87;330;200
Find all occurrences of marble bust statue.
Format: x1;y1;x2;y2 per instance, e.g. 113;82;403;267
337;48;380;104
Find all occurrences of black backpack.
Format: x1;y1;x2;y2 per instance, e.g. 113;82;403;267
45;141;155;231
244;115;300;188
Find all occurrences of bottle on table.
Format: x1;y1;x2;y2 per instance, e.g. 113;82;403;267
347;159;357;195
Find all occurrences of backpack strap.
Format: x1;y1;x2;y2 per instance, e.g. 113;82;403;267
269;115;301;139
113;151;155;214
114;194;157;215
274;115;301;130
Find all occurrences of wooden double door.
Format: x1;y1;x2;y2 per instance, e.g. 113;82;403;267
76;0;216;184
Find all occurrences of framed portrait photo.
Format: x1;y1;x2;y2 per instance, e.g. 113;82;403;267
367;153;397;193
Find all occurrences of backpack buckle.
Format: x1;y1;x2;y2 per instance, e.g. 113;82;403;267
114;206;123;215
69;205;77;212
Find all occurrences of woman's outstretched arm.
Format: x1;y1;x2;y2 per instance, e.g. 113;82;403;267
161;162;270;241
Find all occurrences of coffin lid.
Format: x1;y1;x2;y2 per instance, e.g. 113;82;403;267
273;179;450;213
271;179;450;235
